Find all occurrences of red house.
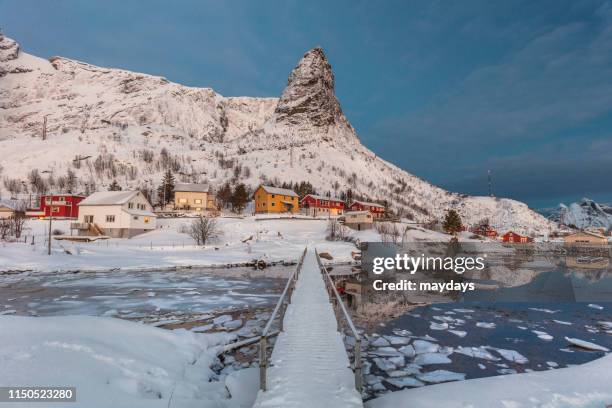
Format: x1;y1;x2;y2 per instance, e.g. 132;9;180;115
301;194;345;217
39;194;84;219
502;231;532;243
349;200;385;219
473;225;497;238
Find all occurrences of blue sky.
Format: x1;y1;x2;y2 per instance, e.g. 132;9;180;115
1;0;611;208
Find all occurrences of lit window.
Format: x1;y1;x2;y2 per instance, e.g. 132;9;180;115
194;199;202;204
144;217;150;223
179;198;187;204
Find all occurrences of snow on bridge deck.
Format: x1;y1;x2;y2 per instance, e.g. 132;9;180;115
253;248;363;408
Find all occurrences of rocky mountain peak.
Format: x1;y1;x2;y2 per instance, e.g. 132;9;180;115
273;47;355;138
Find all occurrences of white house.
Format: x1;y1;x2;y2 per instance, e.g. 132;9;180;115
74;191;157;238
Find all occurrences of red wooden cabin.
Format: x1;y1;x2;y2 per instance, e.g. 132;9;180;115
301;194;345;216
39;194;84;219
349;200;385;218
502;231;532;243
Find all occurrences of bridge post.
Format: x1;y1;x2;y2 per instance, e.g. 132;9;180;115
354;338;363;393
259;335;268;391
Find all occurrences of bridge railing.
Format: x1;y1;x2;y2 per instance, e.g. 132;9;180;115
315;249;363;393
259;247;308;391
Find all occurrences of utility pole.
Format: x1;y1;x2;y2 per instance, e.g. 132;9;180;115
48;210;52;255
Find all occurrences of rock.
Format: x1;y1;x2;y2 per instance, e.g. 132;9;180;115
318;252;333;260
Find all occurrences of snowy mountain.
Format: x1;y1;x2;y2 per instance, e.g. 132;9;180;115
550;198;612;230
0;33;553;234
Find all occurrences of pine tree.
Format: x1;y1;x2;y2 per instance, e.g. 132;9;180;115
217;182;232;209
108;180;122;191
231;183;249;213
443;209;462;235
157;170;175;205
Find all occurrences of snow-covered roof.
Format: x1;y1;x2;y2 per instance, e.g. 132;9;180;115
351;200;384;208
569;231;607;239
302;194;343;202
0;200;21;210
124;208;157;217
173;183;209;193
79;191;140;206
259;185;298;197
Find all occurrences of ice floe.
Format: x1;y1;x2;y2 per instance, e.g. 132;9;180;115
412;340;439;354
476;322;496;329
532;330;553;341
417;370;465;383
565;337;609;352
413;353;452;365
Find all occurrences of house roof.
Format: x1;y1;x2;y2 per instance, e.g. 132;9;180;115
0;200;21;210
173;183;209;193
351;200;384;208
569;231;607;239
301;194;344;203
78;191;140;206
258;185;298;197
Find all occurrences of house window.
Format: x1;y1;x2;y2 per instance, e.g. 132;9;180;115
106;215;115;223
45;197;51;204
59;197;65;202
52;207;60;213
133;216;139;220
271;202;275;206
84;215;94;223
128;203;134;209
179;198;187;204
144;217;150;224
194;199;202;204
271;194;275;198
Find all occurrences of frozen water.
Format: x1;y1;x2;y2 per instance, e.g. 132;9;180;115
384;335;411;345
371;347;403;357
429;322;448;330
476;322;496;329
373;358;397;372
398;345;416;358
494;348;529;364
417;370;465;383
588;304;604;310
384;377;425;388
448;330;467;338
532;330;553;341
454;346;500;361
413;353;452;365
565;337;609;352
371;336;391;347
413;340;439;354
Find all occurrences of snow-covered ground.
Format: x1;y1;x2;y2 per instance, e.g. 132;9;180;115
0;217;379;273
0;315;244;408
366;353;612;408
0;216;472;273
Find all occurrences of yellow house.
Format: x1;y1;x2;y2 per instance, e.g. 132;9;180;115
564;231;608;246
173;183;216;213
253;185;299;214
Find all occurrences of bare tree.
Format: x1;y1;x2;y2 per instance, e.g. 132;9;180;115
326;218;348;241
188;217;221;246
10;211;27;239
0;218;10;240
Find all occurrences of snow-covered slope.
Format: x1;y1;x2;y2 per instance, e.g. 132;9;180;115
555;198;612;229
0;33;553;234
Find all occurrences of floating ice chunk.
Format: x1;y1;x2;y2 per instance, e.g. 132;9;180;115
559;348;574;353
365;374;383;385
392;329;412;337
453;308;475;313
387;364;421;376
384;335;411;345
420;335;438;342
448;330;467;338
478;363;486;370
373;358;397;372
498;368;517;375
565;337;609;352
384;377;425;388
414;353;452;365
553;320;572;325
371;382;387;392
430;322;449;330
213;315;233;325
533;330;553;341
546;361;559;367
223;319;242;330
388;355;405;368
191;324;214;332
517;326;528;330
494;348;529;364
597;321;612;330
371;347;402;357
529;308;559;314
399;345;416;358
454;346;500;361
413;340;439;354
371;337;391;347
417;370;465;383
433;315;456;323
476;322;496;329
588;304;604;310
